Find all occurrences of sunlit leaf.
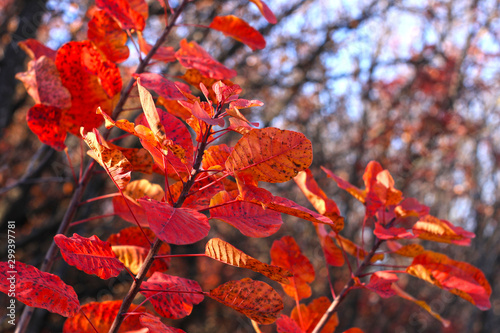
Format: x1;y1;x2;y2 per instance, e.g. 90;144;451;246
176;39;237;80
139;313;186;333
373;223;415;240
88;10;129;63
108;226;170;276
139;198;210;245
291;297;339;333
137;31;176;63
63;300;150;332
266;196;340;227
82;128;132;189
270;236;315;300
335;235;384;262
209;15;266;51
0;261;80;317
406;251;491;310
209;190;282;237
412;215;475;246
248;0;277;24
54;233;125;279
321;166;366;203
276;315;303;333
209;278;283;324
364;271;398;298
226;127;312;183
95;0;146;30
205;238;292;284
390;243;425;257
18;39;57;60
134;73;187;100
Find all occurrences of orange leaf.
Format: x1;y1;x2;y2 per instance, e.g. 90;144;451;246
226;127;312;183
392;284;450;327
266;196;340;227
342;329;365;333
88;10;129;63
209;15;266;51
209;190;282;237
271;236;315;300
56;41;119;135
95;0;146;30
412;215;475;246
390;243;425;257
294;169;344;231
276;315;303;333
205;238;292;284
15;56;71;110
321;166;366;203
139;198;210;245
175;39;237;80
54;233;125;279
180;68;236;103
63;300;150;332
363;271;398;298
0;261;80;317
291;297;339;333
108;226;170;277
26;104;67;151
335;235;384;262
406;251;491;310
167;177;223;210
248;0;277;24
209;278;283;324
141;272;203;319
202;144;233;171
82;128;132;190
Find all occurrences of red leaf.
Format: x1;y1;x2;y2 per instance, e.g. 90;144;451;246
373;223;416;240
321;166;366;203
140;272;203;319
412;215;475;246
56;41;119;135
364;271;398;298
407;251;491;310
54;233;125;279
95;0;146;30
63;300;150;332
209;190;282;237
168;177;223;210
209;15;266;51
88;10;129;63
18;39;57;60
276;315;303;333
175;39;237;80
137;31;176;63
15;56;71;110
0;261;80;317
26;104;67;151
138;198;210;245
248;0;277;24
291;297;339;333
209;278;283;324
134;73;187;100
270;236;315;300
108;226;170;277
139;313;186;333
267;196;339;227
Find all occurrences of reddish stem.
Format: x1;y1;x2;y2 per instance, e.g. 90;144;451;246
69;213;115;227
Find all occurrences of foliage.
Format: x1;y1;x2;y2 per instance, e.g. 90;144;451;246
0;0;493;332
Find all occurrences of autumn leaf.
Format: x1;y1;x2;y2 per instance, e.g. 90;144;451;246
180;68;236;103
54;233;125;279
202;144;233;171
294;169;343;227
140;272;204;319
26;104;67;151
209;15;266;51
108;227;170;276
18;39;57;60
138;198;210;245
389;243;425;257
134;73;187;100
137;31;176;63
412;215;475;246
16;56;71;110
209;190;282;237
95;0;146;31
167;177;223;210
56;41;119;135
248;0;277;24
205;238;292;283
270;236;315;300
113;179;165;226
406;251;491;310
335;235;384;262
139;313;186;333
209;278;283;324
373;223;416;240
321;166;366;203
363;271;398;298
82;128;133;190
276;315;303;333
226;127;313;183
0;261;80;317
63;300;150;332
291;297;339;333
175;39;237;80
88;10;130;63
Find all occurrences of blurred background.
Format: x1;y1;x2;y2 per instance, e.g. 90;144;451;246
0;0;499;332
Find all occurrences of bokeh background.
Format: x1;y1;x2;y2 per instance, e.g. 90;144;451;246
1;0;499;332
